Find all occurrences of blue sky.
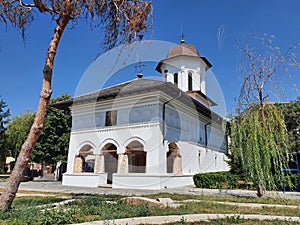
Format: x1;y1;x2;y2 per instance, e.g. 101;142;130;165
0;0;299;117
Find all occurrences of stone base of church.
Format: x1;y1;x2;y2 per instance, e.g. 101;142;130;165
62;173;194;189
112;173;194;190
62;173;107;187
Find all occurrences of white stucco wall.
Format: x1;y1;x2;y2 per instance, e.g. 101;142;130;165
63;173;107;187
112;173;194;189
164;98;227;152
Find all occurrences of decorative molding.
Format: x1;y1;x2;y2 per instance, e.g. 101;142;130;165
71;121;160;135
187;141;226;153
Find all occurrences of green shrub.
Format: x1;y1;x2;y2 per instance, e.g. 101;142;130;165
39;208;79;225
193;171;239;189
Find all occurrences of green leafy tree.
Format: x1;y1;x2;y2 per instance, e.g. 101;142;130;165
0;0;152;210
0;96;10;172
229;34;299;191
5;111;34;159
5;95;71;170
280;97;300;154
33;94;71;165
230;104;289;190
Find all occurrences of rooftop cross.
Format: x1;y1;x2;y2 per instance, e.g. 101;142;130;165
180;32;185;43
135;61;146;79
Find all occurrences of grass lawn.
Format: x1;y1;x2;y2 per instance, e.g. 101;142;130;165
0;193;299;224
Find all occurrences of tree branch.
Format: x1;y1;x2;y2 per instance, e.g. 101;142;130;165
19;0;34;8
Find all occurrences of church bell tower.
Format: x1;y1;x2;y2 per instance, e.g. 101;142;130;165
156;39;212;95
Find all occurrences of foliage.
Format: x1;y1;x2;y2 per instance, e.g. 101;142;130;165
5;94;71;164
193;171;239;189
0;0;152;50
0;197;75;225
5;111;34;159
0;96;10;171
33;94;71;164
228;98;300;191
278;97;300;154
280;172;300;191
229;104;290;190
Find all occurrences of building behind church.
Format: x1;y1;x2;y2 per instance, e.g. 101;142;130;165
53;40;230;189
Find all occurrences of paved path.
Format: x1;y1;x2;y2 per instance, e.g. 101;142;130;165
72;214;300;225
1;178;300;200
1;177;300;199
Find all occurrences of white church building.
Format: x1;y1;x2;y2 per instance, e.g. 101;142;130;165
53;40;229;189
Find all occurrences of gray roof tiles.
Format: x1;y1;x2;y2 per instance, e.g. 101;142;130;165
51;78;223;123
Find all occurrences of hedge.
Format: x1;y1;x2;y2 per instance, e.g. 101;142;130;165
194;171;300;191
193;171;239;189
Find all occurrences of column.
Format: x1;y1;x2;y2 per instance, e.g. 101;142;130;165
94;154;105;174
73;155;83;173
173;154;182;174
117;154;128;174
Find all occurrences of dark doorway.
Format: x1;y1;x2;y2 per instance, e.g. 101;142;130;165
103;143;118;184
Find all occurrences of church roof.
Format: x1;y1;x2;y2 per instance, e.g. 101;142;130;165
155;41;212;73
51;78;222;122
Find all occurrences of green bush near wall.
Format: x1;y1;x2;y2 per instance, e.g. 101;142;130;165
193;171;300;191
193;171;240;189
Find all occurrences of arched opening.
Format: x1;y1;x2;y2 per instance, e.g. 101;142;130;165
167;142;179;173
102;143;118;184
174;73;178;86
188;72;193;91
126;141;146;173
76;144;95;173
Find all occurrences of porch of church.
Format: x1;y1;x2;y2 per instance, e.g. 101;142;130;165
62;139;192;189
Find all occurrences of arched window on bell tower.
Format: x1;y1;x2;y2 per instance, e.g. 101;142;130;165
174;73;178;86
188;72;193;91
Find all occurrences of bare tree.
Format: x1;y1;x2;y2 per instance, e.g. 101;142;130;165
236;34;299;111
0;0;151;210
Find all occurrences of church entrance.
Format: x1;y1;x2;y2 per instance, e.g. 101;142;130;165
102;143;118;184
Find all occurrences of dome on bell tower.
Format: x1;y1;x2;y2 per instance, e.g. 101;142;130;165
166;41;201;59
156;41;212;74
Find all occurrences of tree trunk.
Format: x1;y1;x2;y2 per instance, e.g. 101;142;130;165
0;15;70;211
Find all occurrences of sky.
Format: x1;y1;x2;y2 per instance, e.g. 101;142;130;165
0;0;300;117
